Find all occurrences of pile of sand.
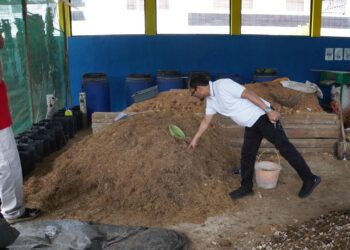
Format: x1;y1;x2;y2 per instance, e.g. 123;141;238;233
125;78;324;114
24;112;240;226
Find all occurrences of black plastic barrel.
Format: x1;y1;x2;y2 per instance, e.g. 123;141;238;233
16;136;44;163
72;106;83;131
17;144;36;177
82;73;110;119
29;132;51;157
54;109;76;138
31;124;58;153
126;74;153;106
157;70;184;92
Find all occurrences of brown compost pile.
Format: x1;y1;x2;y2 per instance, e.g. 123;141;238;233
24;112;240;226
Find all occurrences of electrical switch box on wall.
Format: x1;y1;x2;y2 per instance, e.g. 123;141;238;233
335;48;343;61
325;48;333;61
344;48;350;61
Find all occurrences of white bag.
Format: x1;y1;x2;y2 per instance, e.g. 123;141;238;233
280;80;323;99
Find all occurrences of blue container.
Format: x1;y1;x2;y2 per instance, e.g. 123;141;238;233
82;73;110;120
216;73;241;83
126;74;153;106
189;71;211;80
252;75;279;83
157;70;184;92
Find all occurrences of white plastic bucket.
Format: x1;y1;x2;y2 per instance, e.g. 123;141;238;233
255;161;282;189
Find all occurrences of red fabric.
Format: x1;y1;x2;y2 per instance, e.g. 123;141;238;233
0;80;12;129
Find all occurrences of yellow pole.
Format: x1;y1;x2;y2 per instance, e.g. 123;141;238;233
145;0;156;35
58;0;71;37
311;0;322;37
230;0;241;35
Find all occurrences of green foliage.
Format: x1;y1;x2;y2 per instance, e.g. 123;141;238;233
0;1;67;133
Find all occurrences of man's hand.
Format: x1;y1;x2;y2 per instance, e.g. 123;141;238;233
267;110;280;124
187;114;214;150
188;138;198;150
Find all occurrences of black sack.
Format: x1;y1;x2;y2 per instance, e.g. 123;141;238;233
0;218;20;248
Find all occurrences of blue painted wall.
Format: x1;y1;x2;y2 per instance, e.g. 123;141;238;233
68;35;350;111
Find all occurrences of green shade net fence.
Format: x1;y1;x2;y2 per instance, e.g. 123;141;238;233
0;0;67;134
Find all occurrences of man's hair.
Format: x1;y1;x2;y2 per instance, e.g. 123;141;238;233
189;73;209;89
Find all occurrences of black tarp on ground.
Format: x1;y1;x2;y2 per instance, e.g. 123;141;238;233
8;220;188;250
0;218;20;248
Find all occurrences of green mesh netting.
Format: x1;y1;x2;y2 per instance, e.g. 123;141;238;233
0;0;67;134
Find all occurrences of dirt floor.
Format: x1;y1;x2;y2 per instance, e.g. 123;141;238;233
170;153;350;249
22;82;350;249
23;126;350;250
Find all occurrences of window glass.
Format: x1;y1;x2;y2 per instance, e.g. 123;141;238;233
321;0;350;37
241;0;311;36
157;0;230;34
71;0;145;35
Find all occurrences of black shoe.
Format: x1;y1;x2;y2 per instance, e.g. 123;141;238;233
6;208;41;224
231;167;241;175
229;186;253;200
298;175;321;198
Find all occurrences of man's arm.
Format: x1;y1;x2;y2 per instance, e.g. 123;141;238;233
188;114;215;149
241;89;280;123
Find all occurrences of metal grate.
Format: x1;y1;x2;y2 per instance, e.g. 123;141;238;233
71;10;85;21
322;0;346;14
188;13;229;26
72;0;85;8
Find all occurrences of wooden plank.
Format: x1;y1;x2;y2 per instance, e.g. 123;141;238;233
281;125;339;138
215;118;339;128
281;117;339;125
92;118;116;123
215;113;339;126
281;113;339;125
91;123;112;129
216;125;339;138
231;138;337;148
232;147;336;154
92;112;120;119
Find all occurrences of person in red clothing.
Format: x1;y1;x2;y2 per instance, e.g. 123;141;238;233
0;32;40;223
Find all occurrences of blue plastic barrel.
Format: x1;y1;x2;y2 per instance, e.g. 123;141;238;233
157;70;184;92
252;75;279;83
126;74;153;106
189;71;211;80
216;73;241;83
82;73;110;120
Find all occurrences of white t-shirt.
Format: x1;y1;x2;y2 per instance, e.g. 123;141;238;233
206;79;270;127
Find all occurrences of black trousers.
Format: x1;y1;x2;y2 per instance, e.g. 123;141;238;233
240;114;313;189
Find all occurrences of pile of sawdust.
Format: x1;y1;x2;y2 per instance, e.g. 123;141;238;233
125;78;324;114
245;78;324;114
24;112;240;226
125;89;205;113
